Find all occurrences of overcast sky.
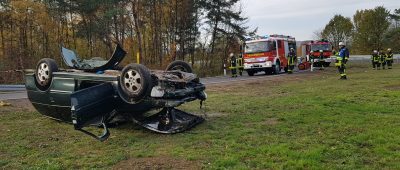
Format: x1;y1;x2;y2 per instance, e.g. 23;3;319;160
241;0;400;41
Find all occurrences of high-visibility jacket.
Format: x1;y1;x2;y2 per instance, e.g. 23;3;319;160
339;47;349;62
372;54;379;62
236;57;244;69
379;53;386;63
386;52;393;61
335;56;343;67
287;52;296;66
229;56;237;69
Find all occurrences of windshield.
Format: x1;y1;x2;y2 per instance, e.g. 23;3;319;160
311;44;332;51
245;41;271;53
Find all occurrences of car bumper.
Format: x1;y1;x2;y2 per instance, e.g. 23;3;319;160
244;61;272;70
313;58;335;63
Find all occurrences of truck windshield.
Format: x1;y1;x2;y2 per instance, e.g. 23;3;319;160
311;44;332;51
245;41;271;53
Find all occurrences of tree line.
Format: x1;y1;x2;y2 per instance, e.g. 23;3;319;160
2;2;398;84
0;0;250;83
318;6;400;54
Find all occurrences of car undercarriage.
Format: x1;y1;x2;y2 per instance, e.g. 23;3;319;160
25;44;207;141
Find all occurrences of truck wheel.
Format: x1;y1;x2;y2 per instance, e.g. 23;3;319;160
35;58;58;91
264;69;269;75
273;61;280;74
119;64;152;103
298;63;305;70
247;70;255;76
166;60;193;73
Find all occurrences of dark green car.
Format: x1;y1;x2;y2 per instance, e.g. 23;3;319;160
25;44;206;141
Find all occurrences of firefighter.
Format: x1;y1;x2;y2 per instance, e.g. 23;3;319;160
287;48;296;74
309;50;315;71
386;48;393;69
237;53;244;76
375;50;382;70
229;53;237;77
319;50;325;70
380;50;386;69
371;50;379;70
336;42;349;79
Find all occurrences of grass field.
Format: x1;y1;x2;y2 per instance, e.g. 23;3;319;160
1;63;400;169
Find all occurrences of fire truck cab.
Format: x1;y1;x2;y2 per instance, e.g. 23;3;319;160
302;40;334;67
243;35;296;76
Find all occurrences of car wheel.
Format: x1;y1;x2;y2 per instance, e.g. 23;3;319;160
119;64;152;103
247;70;254;76
166;60;193;73
273;61;280;74
324;62;331;67
35;58;58;91
264;68;270;75
313;62;320;67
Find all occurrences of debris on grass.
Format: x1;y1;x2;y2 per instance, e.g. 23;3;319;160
0;101;11;107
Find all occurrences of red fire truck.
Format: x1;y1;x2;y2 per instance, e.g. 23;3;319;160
243;35;296;76
302;40;334;67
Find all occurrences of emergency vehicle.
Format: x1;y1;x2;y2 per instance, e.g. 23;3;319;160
301;40;334;67
243;34;296;76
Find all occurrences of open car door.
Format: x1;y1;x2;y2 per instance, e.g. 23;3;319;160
71;83;116;141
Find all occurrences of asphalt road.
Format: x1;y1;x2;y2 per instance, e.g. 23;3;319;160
1;54;399;100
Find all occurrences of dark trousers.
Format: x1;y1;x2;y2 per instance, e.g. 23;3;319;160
338;65;346;79
382;61;386;69
231;64;237;77
288;65;295;74
387;60;393;69
238;68;243;76
376;62;381;70
372;61;376;69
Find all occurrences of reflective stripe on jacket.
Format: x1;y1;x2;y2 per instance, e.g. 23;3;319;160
386;53;393;61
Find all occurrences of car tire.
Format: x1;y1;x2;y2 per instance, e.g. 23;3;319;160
247;70;254;76
273;61;280;74
35;58;58;91
324;62;331;67
119;64;152;103
166;60;193;73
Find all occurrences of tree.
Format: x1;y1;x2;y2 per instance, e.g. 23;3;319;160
389;8;400;29
201;0;247;54
0;0;249;83
353;6;390;53
199;0;248;70
385;8;400;51
321;15;353;50
312;29;323;40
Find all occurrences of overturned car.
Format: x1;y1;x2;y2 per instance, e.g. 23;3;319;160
25;44;206;141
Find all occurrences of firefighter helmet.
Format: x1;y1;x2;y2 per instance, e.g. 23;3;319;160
310;50;314;53
339;42;345;46
229;53;234;57
373;50;378;54
388;48;392;51
319;50;323;52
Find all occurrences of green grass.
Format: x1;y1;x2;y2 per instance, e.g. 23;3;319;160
1;63;400;169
